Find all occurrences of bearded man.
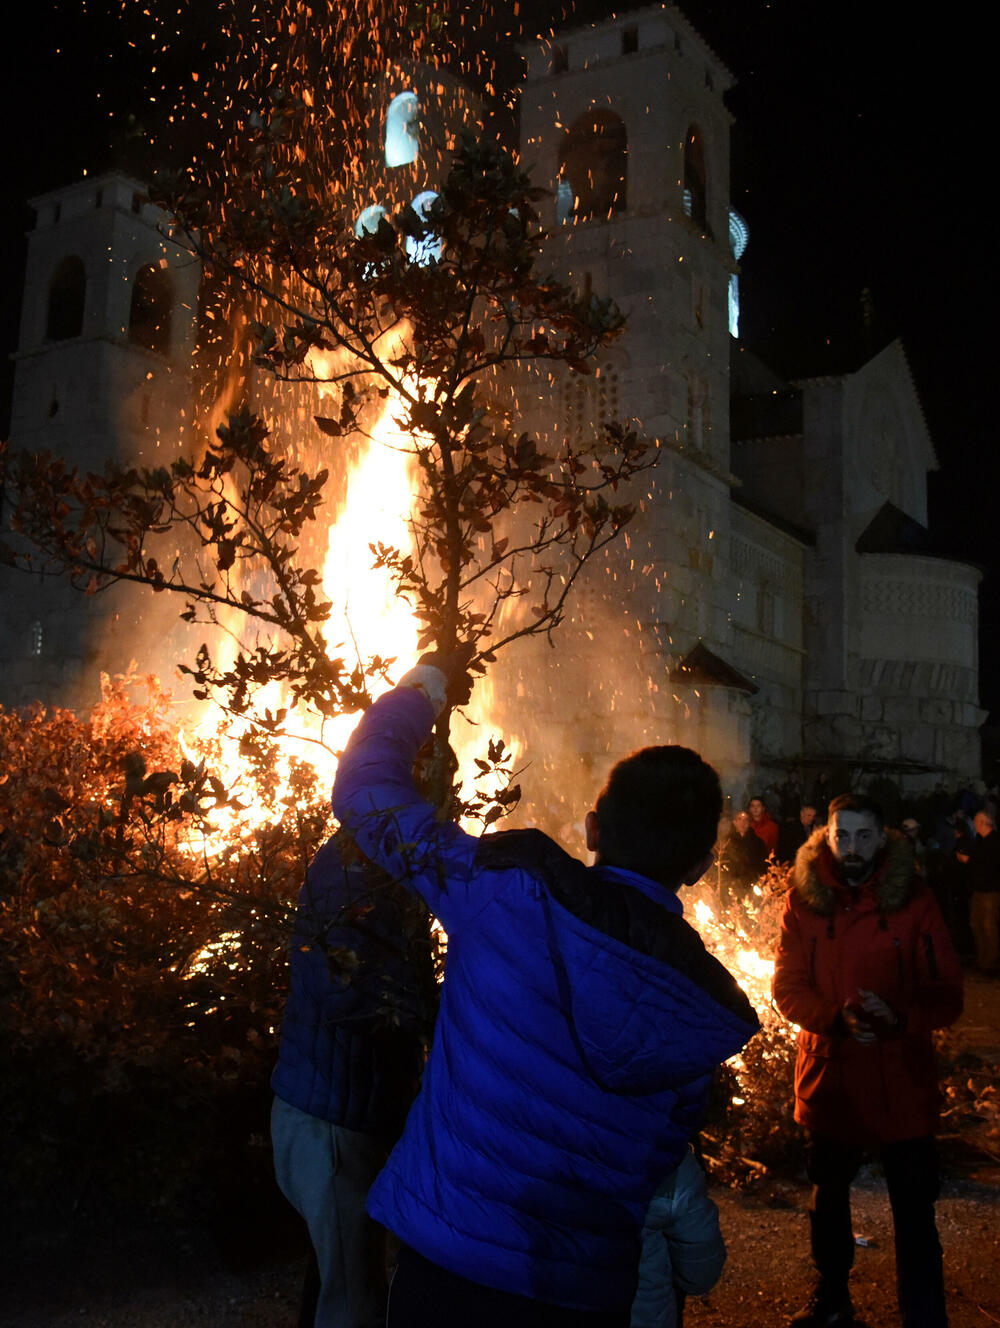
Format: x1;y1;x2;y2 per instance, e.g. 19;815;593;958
773;793;963;1328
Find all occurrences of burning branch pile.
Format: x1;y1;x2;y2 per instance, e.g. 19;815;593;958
0;672;336;1212
689;862;801;1182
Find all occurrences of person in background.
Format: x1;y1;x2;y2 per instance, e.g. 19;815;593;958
900;817;928;877
774;793;963;1328
959;810;1000;974
779;804;819;864
270;836;434;1328
630;1146;726;1328
748;795;779;859
718;810;768;906
332;650;759;1327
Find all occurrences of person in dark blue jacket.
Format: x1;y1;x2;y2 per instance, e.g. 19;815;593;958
270;834;435;1328
332;654;759;1328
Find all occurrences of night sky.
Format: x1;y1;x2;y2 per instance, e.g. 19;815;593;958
3;1;994;736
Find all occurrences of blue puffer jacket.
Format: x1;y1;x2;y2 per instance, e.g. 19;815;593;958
631;1148;726;1328
332;681;758;1313
270;835;431;1141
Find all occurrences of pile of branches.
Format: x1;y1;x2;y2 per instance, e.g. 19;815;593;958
0;674;328;1219
699;863;801;1185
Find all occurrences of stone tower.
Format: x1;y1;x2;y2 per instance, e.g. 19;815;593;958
514;7;754;793
2;173;199;708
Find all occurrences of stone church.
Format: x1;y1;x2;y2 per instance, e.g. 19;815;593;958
0;4;983;802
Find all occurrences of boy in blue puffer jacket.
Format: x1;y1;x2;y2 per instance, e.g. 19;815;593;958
631;1146;727;1328
333;652;758;1328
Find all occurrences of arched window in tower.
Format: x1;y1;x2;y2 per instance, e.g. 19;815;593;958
129;263;174;355
405;191;443;266
355;205;388;237
558;110;627;223
682;126;707;228
46;256;86;341
385;91;420;168
728;210;749;339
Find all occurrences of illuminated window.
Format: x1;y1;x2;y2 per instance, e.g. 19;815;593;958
355;205;388;237
46;256;86;341
385;92;419;168
683;126;707;228
405;191;443;266
129;264;174;355
558;111;627;223
728;210;749;339
555;178;574;226
29;621;43;657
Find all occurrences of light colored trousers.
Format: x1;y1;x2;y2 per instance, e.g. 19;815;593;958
271;1096;389;1328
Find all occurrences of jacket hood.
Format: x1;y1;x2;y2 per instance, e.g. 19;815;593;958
792;826;916;916
548;896;758;1093
474;828;758;1095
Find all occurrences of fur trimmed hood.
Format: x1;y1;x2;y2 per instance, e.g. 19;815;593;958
792;826;917;916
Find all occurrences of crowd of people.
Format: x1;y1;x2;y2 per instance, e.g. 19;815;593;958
268;653;981;1328
718;782;1000;977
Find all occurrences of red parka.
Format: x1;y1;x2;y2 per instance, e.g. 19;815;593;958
773;829;963;1145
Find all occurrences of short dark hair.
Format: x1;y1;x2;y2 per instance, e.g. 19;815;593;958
827;792;885;829
594;745;722;887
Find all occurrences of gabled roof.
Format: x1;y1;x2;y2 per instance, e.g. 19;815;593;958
668;641;759;694
855;501;931;555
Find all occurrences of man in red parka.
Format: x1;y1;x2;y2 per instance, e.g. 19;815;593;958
773;793;963;1328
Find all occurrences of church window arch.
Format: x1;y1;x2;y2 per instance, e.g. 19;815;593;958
355;204;387;237
682;125;707;228
557;110;627;223
728;210;749;338
129;263;174;355
405;190;443;266
46;256;86;341
385;91;419;168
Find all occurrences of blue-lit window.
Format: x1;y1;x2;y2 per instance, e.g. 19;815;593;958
385;92;419;168
555;178;574;226
406;191;443;265
728;210;748;339
355;205;388;237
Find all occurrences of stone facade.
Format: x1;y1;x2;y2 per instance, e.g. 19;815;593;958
1;174;199;709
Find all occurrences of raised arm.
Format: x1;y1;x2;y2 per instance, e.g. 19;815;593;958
331;664;481;931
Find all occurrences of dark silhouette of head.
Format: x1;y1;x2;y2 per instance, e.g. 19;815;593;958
588;745;722;888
